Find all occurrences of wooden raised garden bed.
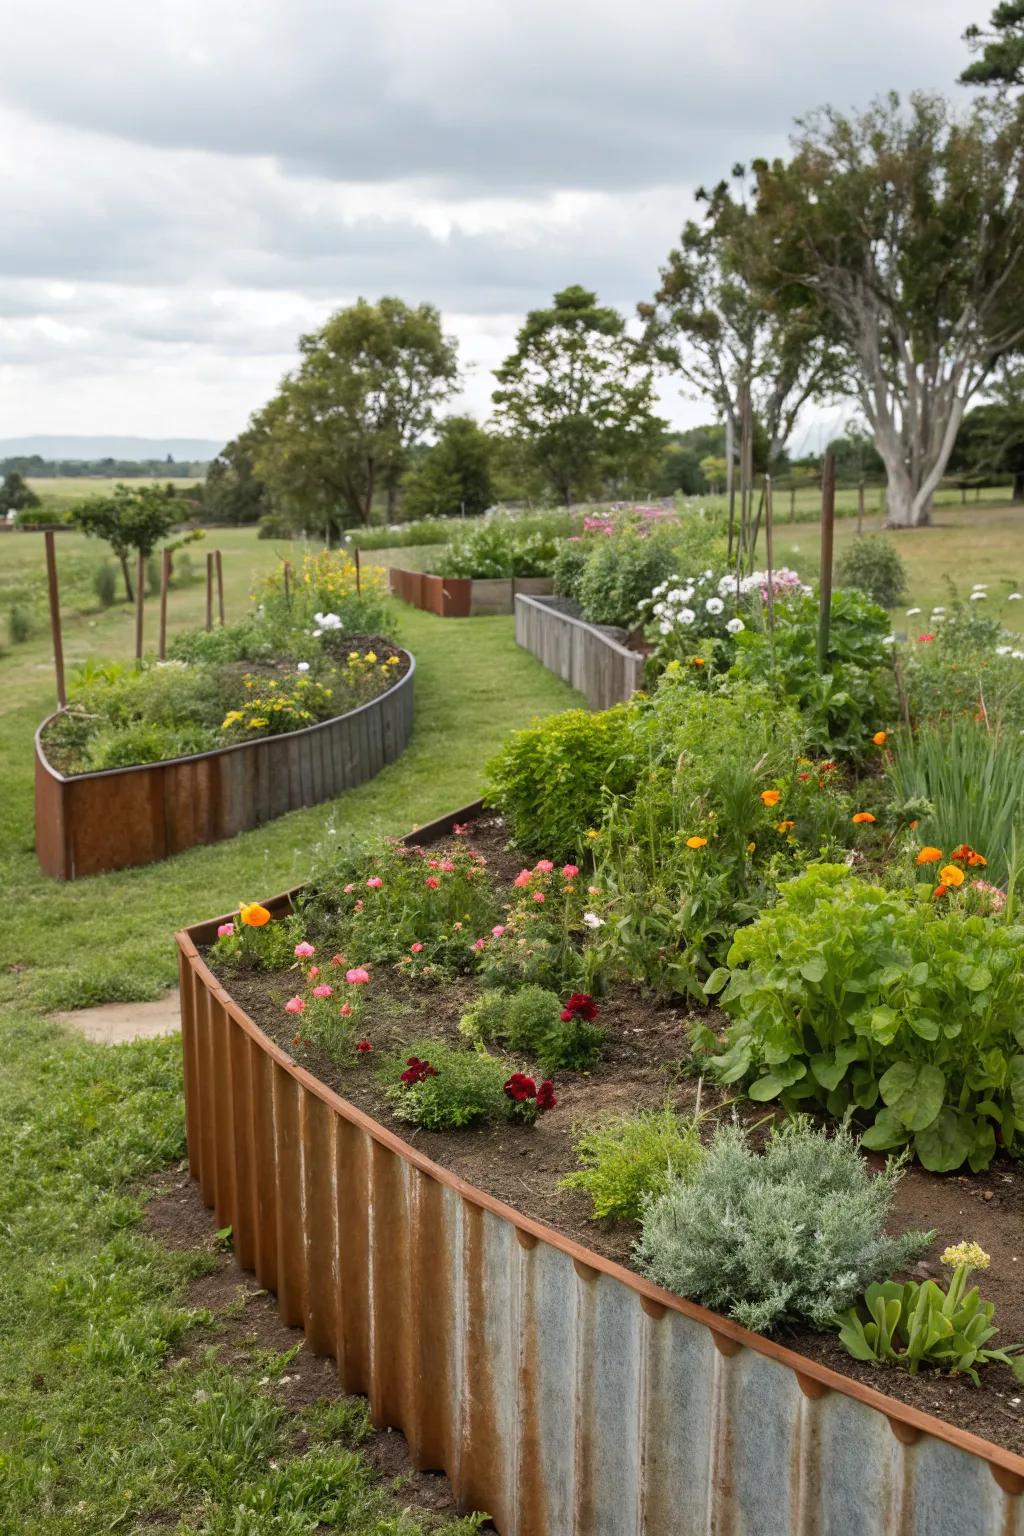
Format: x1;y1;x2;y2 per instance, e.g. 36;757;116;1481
35;651;415;880
175;799;1024;1536
514;592;645;710
389;567;553;618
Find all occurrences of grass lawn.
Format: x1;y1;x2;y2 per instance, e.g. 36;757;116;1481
0;525;579;1534
26;476;204;514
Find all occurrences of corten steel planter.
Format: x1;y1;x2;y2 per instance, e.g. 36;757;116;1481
177;803;1024;1536
388;567;553;618
35;653;414;880
515;592;645;711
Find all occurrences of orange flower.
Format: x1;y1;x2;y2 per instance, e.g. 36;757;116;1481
851;812;876;825
761;789;781;807
933;884;948;899
776;820;795;833
915;847;943;865
239;901;271;927
690;657;705;668
968;851;988;867
938;865;965;888
872;731;887;746
909;819;918;830
686;835;708;849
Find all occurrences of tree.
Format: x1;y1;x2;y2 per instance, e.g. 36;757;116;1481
750;93;1024;526
952;366;1024;499
961;3;1024;89
492;285;665;505
640;169;839;465
71;483;178;600
203;431;271;525
252;298;459;535
0;471;41;516
401;416;494;519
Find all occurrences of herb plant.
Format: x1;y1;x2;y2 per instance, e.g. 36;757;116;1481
560;1107;704;1221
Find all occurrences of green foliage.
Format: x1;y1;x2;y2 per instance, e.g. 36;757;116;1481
0;469;41;514
576;527;679;629
203;430;272;525
380;1038;535;1130
835;1254;1024;1386
460;984;602;1072
93;559;118;607
7;603;31;645
401;415;494;520
551;537;589;602
561;1107;704;1221
434;519;560;579
836;535;908;609
210;914;300;974
70;482;179;599
711;865;1024;1171
484;702;640;859
902;587;1024;733
636;1120;930;1332
961;2;1024;88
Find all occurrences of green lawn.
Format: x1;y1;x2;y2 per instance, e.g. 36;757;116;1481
0;526;579;1534
27;475;204;513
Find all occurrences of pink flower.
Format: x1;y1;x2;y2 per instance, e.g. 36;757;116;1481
366;876;383;889
294;941;315;958
453;921;463;931
330;954;345;966
356;1038;373;1051
354;899;364;913
453;823;469;835
216;922;235;938
513;869;532;888
312;984;333;998
532;891;546;903
428;858;440;868
344;883;356;894
340;1002;353;1017
440;859;455;872
346;967;370;984
307;966;320;979
491;924;506;937
284;997;305;1014
472;938;486;951
562;864;579;879
425;876;440;889
535;860;554;873
410;942;424;954
917;633;935;644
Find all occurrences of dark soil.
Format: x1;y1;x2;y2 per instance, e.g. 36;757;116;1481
205;814;1024;1460
144;1164;470;1528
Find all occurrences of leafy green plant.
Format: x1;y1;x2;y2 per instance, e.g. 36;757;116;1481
93;560;118;607
834;1241;1024;1385
560;1106;704;1221
709;864;1024;1171
636;1119;931;1332
209;909;300;972
379;1038;555;1130
551;537;589;602
460;984;602;1072
484;703;640;859
836;535;908;609
434;521;560;579
7;603;31;645
576;527;679;629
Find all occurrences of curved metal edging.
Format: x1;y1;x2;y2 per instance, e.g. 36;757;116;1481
34;652;415;879
175;801;1024;1535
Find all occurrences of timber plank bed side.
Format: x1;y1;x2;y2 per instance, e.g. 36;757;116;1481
34;652;415;880
514;593;645;710
175;798;1024;1536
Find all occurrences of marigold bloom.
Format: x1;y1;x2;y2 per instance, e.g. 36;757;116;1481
872;731;887;746
933;884;948;899
760;788;781;807
340;1003;353;1017
938;865;965;888
561;993;599;1022
941;1241;990;1271
686;835;708;848
532;891;546;903
536;1079;557;1112
410;942;424;953
776;820;794;833
690;656;705;668
916;847;943;864
239;901;271;927
312;984;333;998
746;841;756;855
513;869;532;887
366;876;383;889
851;812;876;824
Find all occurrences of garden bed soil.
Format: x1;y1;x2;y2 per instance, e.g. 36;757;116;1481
204;813;1024;1460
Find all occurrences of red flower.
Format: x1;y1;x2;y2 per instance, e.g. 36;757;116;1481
503;1072;537;1103
798;772;810;781
560;992;599;1023
535;1079;557;1112
356;1039;373;1053
401;1056;437;1085
917;633;935;644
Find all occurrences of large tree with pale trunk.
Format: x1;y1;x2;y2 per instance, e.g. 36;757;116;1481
749;93;1024;527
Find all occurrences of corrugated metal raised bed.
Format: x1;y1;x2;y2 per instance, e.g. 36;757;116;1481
515;592;645;710
389;567;552;617
35;652;414;880
175;800;1024;1536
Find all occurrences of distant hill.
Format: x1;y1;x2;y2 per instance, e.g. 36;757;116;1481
0;435;223;462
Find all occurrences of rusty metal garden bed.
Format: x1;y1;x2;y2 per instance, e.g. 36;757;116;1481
175;798;1024;1536
35;651;415;880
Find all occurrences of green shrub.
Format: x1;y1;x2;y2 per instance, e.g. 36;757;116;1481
84;719;217;770
484;703;640;859
434;521;560;579
379;1039;551;1130
576;528;678;629
836;535;908;609
636;1120;931;1332
146;554;162;596
551;539;589;602
460;985;602;1072
93;561;118;607
709;864;1024;1171
174;550;196;584
7;604;31;644
257;510;292;539
834;1241;1024;1385
560;1107;704;1221
210;913;300;972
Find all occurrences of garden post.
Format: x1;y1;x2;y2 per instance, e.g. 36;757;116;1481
134;550;145;661
215;549;225;626
283;560;291;608
158;548;171;659
817;451;836;673
857;479;865;535
356;547;362;595
206;553;214;631
43;529;66;708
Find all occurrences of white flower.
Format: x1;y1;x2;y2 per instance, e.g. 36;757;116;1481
658;621;672;635
652;582;668;597
726;617;745;634
1009;593;1023;601
704;568;713;579
296;661;310;672
667;588;687;603
970;591;987;601
677;607;696;627
312;629;322;638
996;646;1012;656
906;607;921;616
972;582;988;590
1014;651;1024;661
931;606;945;615
582;911;604;929
882;634;896;646
705;596;724;615
679;586;694;602
653;601;667;617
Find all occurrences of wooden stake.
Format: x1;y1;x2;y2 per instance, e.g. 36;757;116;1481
283;560;291;607
44;529;67;707
158;548;171;659
725;413;736;562
789;484;796;522
215;548;225;626
857;478;865;536
134;550;146;661
817;450;836;674
355;546;362;595
205;552;214;631
764;474;776;639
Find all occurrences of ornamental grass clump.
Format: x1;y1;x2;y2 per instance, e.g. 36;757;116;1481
561;1107;704;1222
635;1120;931;1334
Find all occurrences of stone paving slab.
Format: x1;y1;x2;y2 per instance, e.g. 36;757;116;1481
53;991;181;1044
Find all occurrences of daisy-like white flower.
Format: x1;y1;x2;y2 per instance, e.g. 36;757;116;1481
996;645;1012;656
659;621;672;635
705;596;724;615
882;634;896;646
297;661;310;672
677;607;696;626
906;607;921;616
726;617;745;634
1009;593;1023;601
582;911;604;929
970;591;988;601
931;606;945;615
1014;651;1024;661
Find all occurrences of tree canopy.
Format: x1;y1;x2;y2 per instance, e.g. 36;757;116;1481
71;483;179;600
961;2;1024;88
203;431;272;525
401;416;494;520
0;471;41;516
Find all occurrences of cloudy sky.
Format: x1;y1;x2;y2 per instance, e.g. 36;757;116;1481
0;0;979;450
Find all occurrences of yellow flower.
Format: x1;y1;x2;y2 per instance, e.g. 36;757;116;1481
940;1241;989;1271
386;655;400;666
239;901;271;928
364;651;377;663
938;864;965;887
760;789;781;807
249;716;268;728
746;841;756;855
585;828;600;840
221;710;243;728
686;836;708;849
348;651;359;662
